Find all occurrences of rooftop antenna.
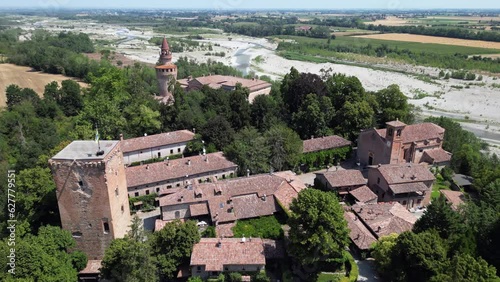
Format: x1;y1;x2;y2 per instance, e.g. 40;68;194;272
94;124;103;154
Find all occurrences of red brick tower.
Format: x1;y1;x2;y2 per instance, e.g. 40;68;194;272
386;120;407;164
155;37;177;104
49;141;131;260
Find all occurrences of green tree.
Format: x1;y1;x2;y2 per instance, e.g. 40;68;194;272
250;94;280;131
292;94;331;140
228;84;251;130
224;127;270;176
200;115;235;150
335;100;375;141
375;84;414;126
371;233;398;276
59;80;83;116
125;104;162;136
430;253;500;282
264;124;303;171
150;220;200;280
413;195;462;239
287;189;349;269
388;231;448;282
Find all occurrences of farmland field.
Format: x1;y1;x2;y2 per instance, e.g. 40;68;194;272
354;33;500;49
0;63;87;108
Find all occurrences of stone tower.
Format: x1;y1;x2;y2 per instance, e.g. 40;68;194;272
386;120;407;164
155;37;177;104
49;141;131;260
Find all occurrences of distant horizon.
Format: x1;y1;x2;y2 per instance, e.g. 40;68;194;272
0;0;499;11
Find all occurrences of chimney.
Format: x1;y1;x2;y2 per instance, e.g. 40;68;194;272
144;133;148;137
119;133;123;141
377;226;381;233
241;237;246;243
311;135;314;139
205;156;208;163
146;165;149;170
188;160;191;166
246;169;250;177
193;128;196;134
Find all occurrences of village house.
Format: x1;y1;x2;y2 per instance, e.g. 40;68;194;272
125;152;238;197
344;202;417;252
177;75;272;103
357;120;452;167
157;171;306;236
120;130;195;165
301;135;352;171
367;163;435;209
314;170;376;203
303;135;351;155
190;238;284;279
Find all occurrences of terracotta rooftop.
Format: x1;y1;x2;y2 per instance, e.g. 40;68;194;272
376;122;445;144
126;152;237;188
422;148;452;164
159;172;305;223
352;202;417;238
303;135;351;153
190;203;210;217
316;170;366;188
375;164;435;185
389;182;430;194
344;211;377;250
386;120;407;128
121;130;195;153
190;238;268;271
349;185;377;203
161;37;169;50
154;219;185;232
178;75;272;92
216;222;236;238
440;190;466;211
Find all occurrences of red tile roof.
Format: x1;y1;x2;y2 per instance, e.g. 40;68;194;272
126;152;237;188
389;182;430;194
352;202;416;238
190;203;210;216
440;190;466;211
121;130;195;153
422;148;452;164
376;164;435;185
349;185;377;203
216;222;236;238
386;120;407;128
161;37;169;50
376;122;445;144
317;170;366;188
190;238;267;271
159;172;305;223
303;135;351;153
154;219;185;232
344;211;377;250
178;75;272;93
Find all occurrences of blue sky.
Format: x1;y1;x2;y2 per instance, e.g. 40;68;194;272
3;0;500;10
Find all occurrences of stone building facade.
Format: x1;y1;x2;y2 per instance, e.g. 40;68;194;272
357;120;451;167
49;141;131;260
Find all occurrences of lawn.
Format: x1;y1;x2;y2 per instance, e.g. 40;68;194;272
232;215;285;239
431;173;451;200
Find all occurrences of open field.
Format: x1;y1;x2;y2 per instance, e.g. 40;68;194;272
355;33;500;49
0;63;87;107
364;16;413;26
277;35;500;55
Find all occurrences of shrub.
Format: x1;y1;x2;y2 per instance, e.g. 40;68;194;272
232;216;284;239
228;272;242;282
252;271;270;282
201;226;216;238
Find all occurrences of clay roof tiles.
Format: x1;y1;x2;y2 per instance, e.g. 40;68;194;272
422;148;452;164
303;135;351;153
316;170;367;188
121;130;195;153
440;190;466;211
344;211;377;250
126;152;237;188
376;122;445;144
190;238;267;271
349;185;378;203
376;164;435;185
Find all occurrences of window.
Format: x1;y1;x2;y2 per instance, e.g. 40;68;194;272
175;211;180;219
178;148;181;153
156;188;160;193
146;190;150;195
397;129;402;137
158;152;161;158
419;149;424;152
121;205;124;213
176;183;180;187
167;185;172;188
377;177;380;184
388;128;393;136
103;222;110;234
78;180;83;187
72;231;82;238
115;187;119;197
402;200;407;206
170;149;174;154
222;174;226;179
134;192;139;197
382;192;385;198
417;199;422;204
197;266;201;271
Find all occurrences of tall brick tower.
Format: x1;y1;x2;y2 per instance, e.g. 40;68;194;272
155;37;177;104
386;120;407;164
49;141;131;260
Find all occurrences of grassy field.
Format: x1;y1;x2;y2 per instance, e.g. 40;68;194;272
431;174;451;200
355;33;500;49
0;63;87;108
277;35;500;55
